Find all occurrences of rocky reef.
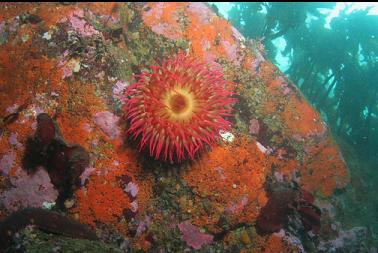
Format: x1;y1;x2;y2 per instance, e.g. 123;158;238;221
0;2;370;252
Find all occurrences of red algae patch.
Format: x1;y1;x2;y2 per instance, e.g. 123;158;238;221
178;221;214;250
73;147;153;230
74;172;130;226
182;136;269;229
142;2;188;40
254;234;301;253
281;94;327;139
142;2;241;65
301;137;349;196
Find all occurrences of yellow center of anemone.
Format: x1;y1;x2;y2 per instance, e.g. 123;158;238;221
162;86;195;122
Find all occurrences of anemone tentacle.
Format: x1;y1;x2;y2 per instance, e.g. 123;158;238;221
124;52;236;162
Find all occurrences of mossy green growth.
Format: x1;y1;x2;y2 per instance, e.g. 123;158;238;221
7;227;123;253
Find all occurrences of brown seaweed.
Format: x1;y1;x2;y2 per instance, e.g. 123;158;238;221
256;180;322;235
22;113;90;208
0;208;98;251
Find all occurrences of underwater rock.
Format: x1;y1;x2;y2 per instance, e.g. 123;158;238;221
80;166;96;186
318;227;374;252
65;9;100;37
0;151;15;175
136;216;151;237
0;167;58;211
178;221;214;250
112;80;129;105
0;98;30;135
0;2;352;252
8;132;22;149
248;118;260;136
93;111;121;140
